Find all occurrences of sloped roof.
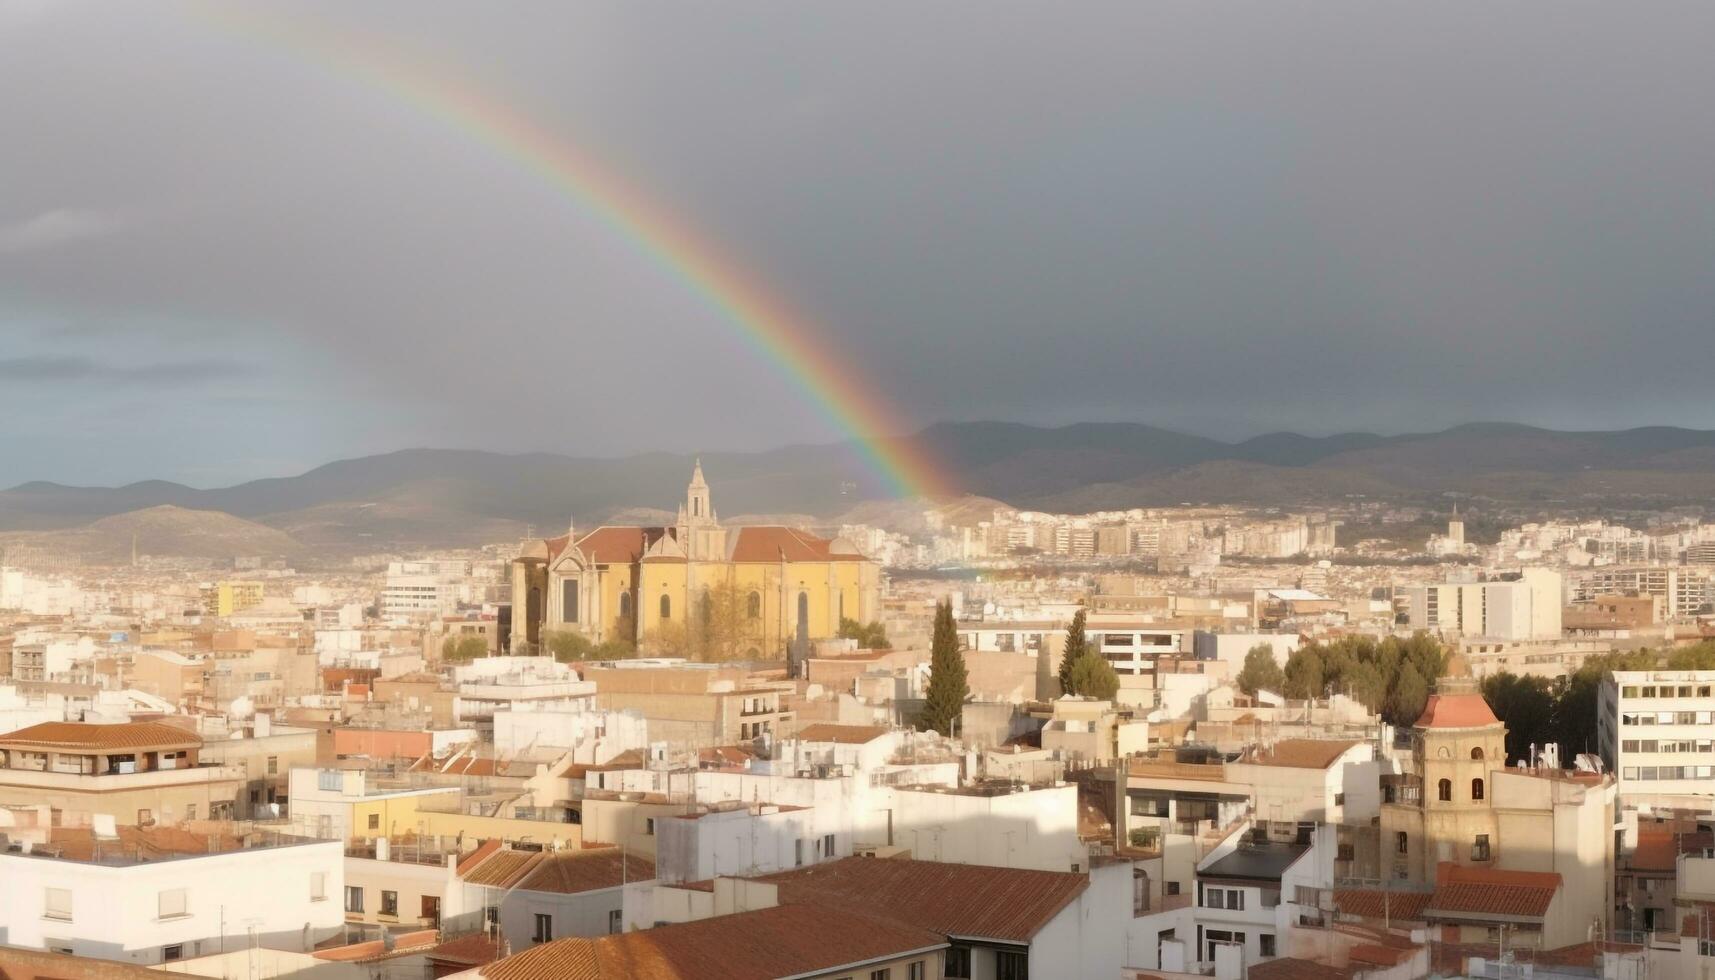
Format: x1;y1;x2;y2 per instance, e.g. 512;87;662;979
0;947;177;980
1425;863;1560;919
792;723;891;745
1334;889;1434;921
1249;959;1352;980
1414;693;1500;729
755;856;1087;943
461;848;543;888
0;721;201;751
516;846;653;895
728;526;866;563
481;902;943;980
427;933;505;968
1248;738;1362;770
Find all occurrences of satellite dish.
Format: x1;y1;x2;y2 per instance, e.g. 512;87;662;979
93;814;119;839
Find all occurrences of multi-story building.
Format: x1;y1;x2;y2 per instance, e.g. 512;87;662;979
1599;670;1715;798
1403;568;1562;640
199;581;264;618
0;722;245;824
0;821;343;964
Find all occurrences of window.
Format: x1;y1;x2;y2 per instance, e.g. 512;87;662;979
267;755;278;776
1261;934;1277;957
367;813;380;831
1165;881;1181;895
995;950;1029;980
533;913;552;943
1397;831;1409;854
1334;792;1345;805
381;891;398;917
645;818;656;836
1471;746;1484;760
185;804;196;821
311;872;327;902
1471;778;1485;801
158;889;188;920
1437;778;1452;802
318;770;342;791
44;887;72;921
824;833;836;857
869;970;891;980
907;963;926;980
345;886;363;913
1473;834;1491;861
748;591;762;619
608;909;622;935
162;945;183;963
423;896;441;925
795;839;804;866
137;808;153;825
562;580;579;624
659;595;671;620
944;946;973;979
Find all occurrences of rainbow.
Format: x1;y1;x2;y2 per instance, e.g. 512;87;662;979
192;6;951;499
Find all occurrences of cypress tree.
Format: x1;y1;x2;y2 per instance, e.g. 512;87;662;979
1058;608;1088;696
918;599;968;736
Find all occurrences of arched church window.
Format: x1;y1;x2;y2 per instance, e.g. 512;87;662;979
797;591;809;626
1437;778;1452;802
659;595;671;621
1437;746;1451;759
619;592;631;619
1471;746;1483;760
747;591;761;620
1471;778;1484;801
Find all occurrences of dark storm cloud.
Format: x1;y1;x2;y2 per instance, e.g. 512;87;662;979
3;0;1714;483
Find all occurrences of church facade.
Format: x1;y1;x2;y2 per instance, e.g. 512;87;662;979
509;463;880;657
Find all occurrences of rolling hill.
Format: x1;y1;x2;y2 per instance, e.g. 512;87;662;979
7;421;1715;557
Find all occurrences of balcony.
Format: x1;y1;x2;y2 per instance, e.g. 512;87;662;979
0;764;246;792
1679;852;1715;901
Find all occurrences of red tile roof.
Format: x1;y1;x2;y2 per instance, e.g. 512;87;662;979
1334;888;1433;921
515;846;654;894
728;526;864;563
575;527;670;565
1248;738;1362;770
792;723;891;745
755;856;1087;943
0;947;177;980
1414;693;1500;729
456;838;503;876
461;848;544;888
482;902;942;980
0;720;201;750
1248;959;1353;980
426;933;505;968
1425;863;1560;919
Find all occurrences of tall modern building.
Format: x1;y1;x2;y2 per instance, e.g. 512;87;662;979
1599;670;1715;798
1403;568;1562;641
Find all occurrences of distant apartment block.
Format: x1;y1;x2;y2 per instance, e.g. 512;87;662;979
1403;568;1562;640
1599;670;1715;797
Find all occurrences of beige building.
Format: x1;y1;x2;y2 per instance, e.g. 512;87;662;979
582;664;794;749
509;464;880;656
0;721;244;824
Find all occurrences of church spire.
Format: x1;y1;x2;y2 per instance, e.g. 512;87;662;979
686;458;712;523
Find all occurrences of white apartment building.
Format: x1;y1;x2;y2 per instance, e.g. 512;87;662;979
0;829;343;964
379;560;469;623
1599;670;1715;798
1403;568;1562;641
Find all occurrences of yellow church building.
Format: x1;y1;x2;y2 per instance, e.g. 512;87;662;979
509;462;880;658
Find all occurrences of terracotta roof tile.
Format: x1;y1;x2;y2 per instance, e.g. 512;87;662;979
728;526;864;563
755;856;1087;943
0;947;177;980
1425;863;1560;919
515;846;653;894
427;933;505;968
1414;693;1500;729
461;848;544;888
1248;738;1362;770
1248;958;1352;980
1334;889;1433;922
0;721;201;750
482;902;942;980
792;723;891;745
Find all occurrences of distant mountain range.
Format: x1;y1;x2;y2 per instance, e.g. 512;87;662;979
6;421;1715;560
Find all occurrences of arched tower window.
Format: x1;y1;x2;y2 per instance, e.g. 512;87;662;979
1437;778;1452;802
747;591;761;620
1396;831;1408;854
797;591;809;626
619;592;632;619
1471;778;1485;801
1471;746;1484;760
659;595;671;621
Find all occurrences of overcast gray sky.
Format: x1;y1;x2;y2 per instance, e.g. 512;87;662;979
4;1;1714;487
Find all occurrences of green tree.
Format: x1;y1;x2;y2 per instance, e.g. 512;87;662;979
1066;649;1120;701
1385;665;1430;728
1481;672;1555;763
1553;649;1660;758
1344;660;1387;712
1057;608;1088;696
1667;642;1715;670
1236;645;1285;697
1282;648;1325;700
440;634;486;663
543;629;594;662
837;618;892;650
918;599;968;736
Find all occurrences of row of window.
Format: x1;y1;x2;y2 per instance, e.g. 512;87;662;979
1432;777;1484;802
558;586;831;625
1394;832;1489;860
1620;711;1715;726
1620;739;1715;754
1620;685;1715;700
829;965;930;980
1622;766;1715;781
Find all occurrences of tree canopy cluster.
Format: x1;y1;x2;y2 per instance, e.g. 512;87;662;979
1250;633;1449;727
1481;641;1715;762
837;618;892;649
1056;608;1120;701
439;634;487;663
